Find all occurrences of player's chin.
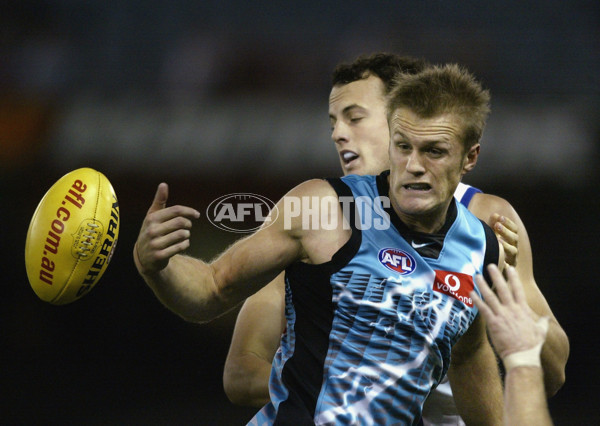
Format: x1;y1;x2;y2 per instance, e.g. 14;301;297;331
395;196;436;215
399;188;429;200
342;163;361;176
403;207;430;217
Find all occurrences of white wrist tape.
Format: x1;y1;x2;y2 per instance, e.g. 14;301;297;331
502;316;549;371
502;343;543;371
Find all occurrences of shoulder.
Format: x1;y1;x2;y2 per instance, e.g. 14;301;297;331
283;178;339;199
454;198;504;272
275;179;347;240
455;182;482;207
468;192;520;227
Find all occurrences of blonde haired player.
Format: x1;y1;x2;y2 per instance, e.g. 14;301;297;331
136;63;506;424
221;53;568;424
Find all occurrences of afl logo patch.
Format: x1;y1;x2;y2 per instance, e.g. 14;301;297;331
378;248;416;275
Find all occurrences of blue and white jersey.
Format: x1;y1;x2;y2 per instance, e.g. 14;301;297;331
454;182;482;208
249;172;497;426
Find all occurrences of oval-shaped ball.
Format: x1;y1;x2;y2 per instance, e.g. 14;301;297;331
25;168;120;305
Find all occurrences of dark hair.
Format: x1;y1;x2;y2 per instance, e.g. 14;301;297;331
332;53;428;94
387;63;491;150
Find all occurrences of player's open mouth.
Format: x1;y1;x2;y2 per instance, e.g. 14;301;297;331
403;183;431;191
341;150;359;165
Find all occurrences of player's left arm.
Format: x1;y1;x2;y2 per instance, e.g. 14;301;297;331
468;193;569;396
448;313;503;425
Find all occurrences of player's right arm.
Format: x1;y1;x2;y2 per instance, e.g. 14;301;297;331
134;179;344;324
223;275;286;406
133;182;306;323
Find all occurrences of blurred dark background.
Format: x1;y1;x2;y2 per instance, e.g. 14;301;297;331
2;1;599;424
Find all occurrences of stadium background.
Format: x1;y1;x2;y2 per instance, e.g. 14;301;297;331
2;1;599;423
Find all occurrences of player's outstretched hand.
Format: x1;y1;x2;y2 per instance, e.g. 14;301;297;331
134;183;200;275
491;214;519;268
471;265;549;360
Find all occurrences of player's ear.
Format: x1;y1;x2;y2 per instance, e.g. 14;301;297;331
462;143;480;174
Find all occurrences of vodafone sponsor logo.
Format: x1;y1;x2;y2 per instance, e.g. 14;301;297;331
378;248;416;275
433;270;475;307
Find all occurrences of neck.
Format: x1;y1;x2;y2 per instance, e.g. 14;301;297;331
390;195;450;233
375;171;456;235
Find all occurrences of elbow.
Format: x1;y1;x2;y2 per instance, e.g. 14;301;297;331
223;355;271;407
174;287;229;324
178;311;211;324
544;365;566;397
168;304;213;324
176;298;238;324
544;328;570;397
223;379;247;406
222;372;238;404
223;369;253;406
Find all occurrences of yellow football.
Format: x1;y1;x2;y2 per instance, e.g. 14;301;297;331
25;168;120;304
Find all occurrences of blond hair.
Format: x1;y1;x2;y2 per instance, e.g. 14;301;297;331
387;64;491;150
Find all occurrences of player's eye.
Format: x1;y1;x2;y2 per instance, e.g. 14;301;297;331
427;147;445;157
395;141;410;151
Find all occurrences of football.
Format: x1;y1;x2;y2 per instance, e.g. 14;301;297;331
25;168;120;305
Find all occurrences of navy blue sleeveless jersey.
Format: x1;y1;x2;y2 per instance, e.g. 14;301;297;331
249;172;497;425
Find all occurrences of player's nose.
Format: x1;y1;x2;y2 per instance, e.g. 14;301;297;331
406;151;426;174
331;120;349;144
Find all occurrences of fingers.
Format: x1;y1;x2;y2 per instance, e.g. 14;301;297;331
473;264;550;358
472;264;512;316
146;182;201;218
145;220;192;252
474;273;495;303
499;239;518;267
135;183;201;274
145;233;192;265
472;265;529;314
504;265;528;306
148;205;201;227
146;183;200;223
492;214;518;241
487;263;514;306
472;275;496;320
492;214;519;267
148;183;169;214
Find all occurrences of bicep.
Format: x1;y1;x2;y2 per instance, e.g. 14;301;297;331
499;206;555;319
210;178;337;310
211;203;304;305
469;193;551;317
511;222;557;318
